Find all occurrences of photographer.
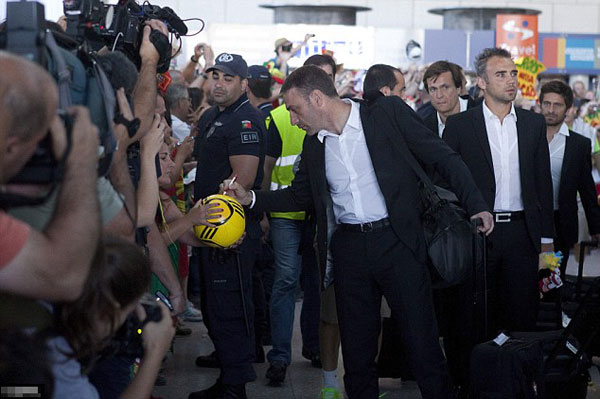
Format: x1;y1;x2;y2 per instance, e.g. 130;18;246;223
182;42;215;88
0;52;100;302
48;236;175;399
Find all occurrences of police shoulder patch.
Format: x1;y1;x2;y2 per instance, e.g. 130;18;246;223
241;120;253;129
240;131;259;144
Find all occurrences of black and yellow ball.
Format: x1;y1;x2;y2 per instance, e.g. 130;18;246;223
193;194;245;248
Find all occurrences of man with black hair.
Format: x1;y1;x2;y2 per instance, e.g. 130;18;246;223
540;80;600;276
246;65;273;117
189;52;266;399
225;64;493;399
362;64;406;100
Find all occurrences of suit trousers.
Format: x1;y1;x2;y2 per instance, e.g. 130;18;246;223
553;211;571;278
330;225;454;399
486;219;539;335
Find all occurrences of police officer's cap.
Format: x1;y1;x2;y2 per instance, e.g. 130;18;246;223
248;65;271;81
206;53;248;78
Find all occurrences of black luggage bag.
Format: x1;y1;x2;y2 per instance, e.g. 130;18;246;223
470;277;600;399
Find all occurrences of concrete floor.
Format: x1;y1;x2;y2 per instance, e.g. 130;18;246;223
153;249;600;399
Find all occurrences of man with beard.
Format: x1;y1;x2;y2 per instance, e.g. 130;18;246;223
540;80;600;277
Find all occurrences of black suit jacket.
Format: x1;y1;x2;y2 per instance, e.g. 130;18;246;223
556;131;600;247
254;96;489;283
423;96;478;137
443;104;555;252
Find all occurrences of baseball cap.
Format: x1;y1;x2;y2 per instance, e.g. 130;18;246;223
206;53;248;78
248;65;271;81
274;37;291;49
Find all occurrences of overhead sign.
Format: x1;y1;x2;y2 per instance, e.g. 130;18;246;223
496;15;538;60
515;57;545;100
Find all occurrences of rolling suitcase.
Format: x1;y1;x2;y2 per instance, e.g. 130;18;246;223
471;276;600;399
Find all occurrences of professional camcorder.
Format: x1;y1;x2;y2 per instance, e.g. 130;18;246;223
63;0;187;73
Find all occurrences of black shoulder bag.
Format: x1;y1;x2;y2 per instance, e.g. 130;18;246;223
378;103;475;288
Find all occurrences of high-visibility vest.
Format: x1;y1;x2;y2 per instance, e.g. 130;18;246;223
267;105;306;220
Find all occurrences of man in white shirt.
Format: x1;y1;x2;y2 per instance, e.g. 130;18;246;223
225;65;493;399
164;82;192;141
540;80;600;277
444;47;555;334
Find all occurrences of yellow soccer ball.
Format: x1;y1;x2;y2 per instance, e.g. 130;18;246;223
193;194;245;248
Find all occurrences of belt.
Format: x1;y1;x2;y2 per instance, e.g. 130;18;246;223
339;218;391;233
493;211;525;223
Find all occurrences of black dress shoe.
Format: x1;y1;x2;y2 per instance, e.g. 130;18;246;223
188;380;223;399
195;350;220;368
302;347;322;368
266;362;287;386
223;383;247;399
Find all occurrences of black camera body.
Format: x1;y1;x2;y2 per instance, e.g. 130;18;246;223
109;301;163;359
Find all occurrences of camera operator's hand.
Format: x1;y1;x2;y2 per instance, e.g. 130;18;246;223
120;301;175;399
49;114;68;161
68;106;100;170
140;302;175;355
187;200;222;228
139;20;169;65
113;88;137;150
140;114;166;158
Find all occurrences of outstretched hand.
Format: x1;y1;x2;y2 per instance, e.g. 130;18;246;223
220;179;253;206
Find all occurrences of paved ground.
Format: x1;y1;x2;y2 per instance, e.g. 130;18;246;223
153;249;600;399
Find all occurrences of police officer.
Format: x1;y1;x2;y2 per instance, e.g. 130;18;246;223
189;53;265;399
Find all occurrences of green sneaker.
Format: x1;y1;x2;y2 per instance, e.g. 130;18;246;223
319;387;341;399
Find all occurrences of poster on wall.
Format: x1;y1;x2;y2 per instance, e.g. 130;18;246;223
496;14;538;60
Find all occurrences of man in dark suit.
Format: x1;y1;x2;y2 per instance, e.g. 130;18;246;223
422;60;478;390
362;64;406;99
539;80;600;277
423;61;476;137
224;65;494;399
443;47;555;335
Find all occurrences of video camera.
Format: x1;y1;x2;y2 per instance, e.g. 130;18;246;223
63;0;187;73
0;0;116;205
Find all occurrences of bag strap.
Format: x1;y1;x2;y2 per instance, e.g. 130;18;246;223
45;30;72;110
546;277;600;364
374;100;441;204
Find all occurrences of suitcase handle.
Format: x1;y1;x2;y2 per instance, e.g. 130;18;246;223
471;217;489;339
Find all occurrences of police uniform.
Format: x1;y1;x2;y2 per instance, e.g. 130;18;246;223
193;91;265;387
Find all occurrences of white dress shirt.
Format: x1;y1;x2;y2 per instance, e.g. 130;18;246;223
317;99;388;224
171;114;191;142
549;122;570;211
483;101;524;212
437;96;468;138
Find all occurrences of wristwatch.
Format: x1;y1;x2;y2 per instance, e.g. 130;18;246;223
191;55;199;63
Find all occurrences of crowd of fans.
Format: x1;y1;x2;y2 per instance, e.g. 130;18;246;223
2;16;600;399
